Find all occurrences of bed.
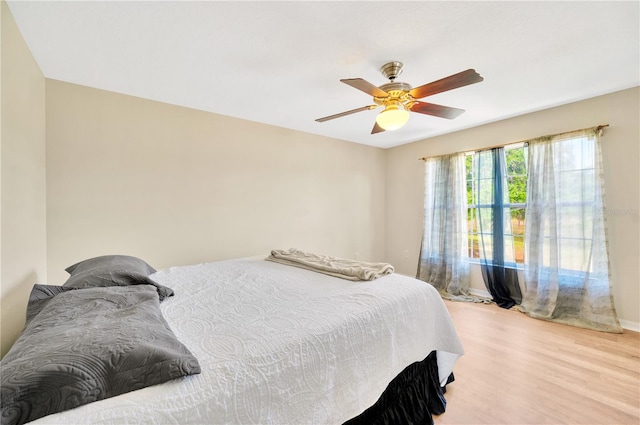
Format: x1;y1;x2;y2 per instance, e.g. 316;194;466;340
1;253;464;425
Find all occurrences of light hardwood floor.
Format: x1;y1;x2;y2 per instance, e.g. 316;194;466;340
436;300;640;425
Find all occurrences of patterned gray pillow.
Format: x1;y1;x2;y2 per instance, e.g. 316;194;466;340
0;284;200;425
62;255;174;301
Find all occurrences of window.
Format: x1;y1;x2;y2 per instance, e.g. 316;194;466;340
466;143;528;264
529;134;598;273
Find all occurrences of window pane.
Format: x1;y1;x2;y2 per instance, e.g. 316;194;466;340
505;147;527;175
477;154;493;179
468;233;480;259
558;169;595;203
468;208;478;231
476;207;494;233
559;206;593;240
477;233;494;259
477;178;494;204
513;235;525;264
503;208;514;234
560;238;591;271
507;175;527;204
504;207;525;264
558;136;595;171
504;235;516;263
510;207;526;236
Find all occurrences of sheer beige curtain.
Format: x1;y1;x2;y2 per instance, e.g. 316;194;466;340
520;128;622;332
417;153;471;299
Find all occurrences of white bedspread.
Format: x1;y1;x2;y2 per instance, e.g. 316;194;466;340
32;257;464;425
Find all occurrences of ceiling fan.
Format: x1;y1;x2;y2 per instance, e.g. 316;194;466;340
316;61;483;134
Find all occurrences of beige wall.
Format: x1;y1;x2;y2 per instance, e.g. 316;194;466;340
0;1;47;356
1;1;3;303
45;80;387;284
386;87;640;328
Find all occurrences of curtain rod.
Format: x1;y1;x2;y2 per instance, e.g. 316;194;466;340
418;124;609;161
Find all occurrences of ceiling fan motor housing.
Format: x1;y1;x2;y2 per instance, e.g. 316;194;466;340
377;62;414;107
375;81;413;107
380;61;404;81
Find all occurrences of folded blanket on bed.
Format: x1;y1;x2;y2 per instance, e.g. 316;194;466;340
266;248;394;281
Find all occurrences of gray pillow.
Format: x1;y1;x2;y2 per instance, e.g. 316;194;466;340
0;284;200;425
62;255;173;301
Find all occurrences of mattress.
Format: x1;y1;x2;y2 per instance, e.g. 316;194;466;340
31;256;464;424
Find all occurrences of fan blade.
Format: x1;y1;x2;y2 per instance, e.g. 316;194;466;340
409;69;483;99
371;122;386;134
315;105;378;122
341;78;389;98
409;101;465;119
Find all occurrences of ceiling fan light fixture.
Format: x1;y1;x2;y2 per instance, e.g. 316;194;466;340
375;104;409;131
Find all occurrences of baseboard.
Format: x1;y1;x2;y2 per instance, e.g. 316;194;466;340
466;288;639;332
619;319;640;333
409;277;640;332
468;287;491;298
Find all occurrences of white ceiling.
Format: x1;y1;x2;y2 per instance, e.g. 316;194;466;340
7;1;639;149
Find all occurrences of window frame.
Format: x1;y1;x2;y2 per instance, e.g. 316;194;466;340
466;142;528;268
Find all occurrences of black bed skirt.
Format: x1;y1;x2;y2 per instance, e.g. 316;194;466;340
343;351;454;425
